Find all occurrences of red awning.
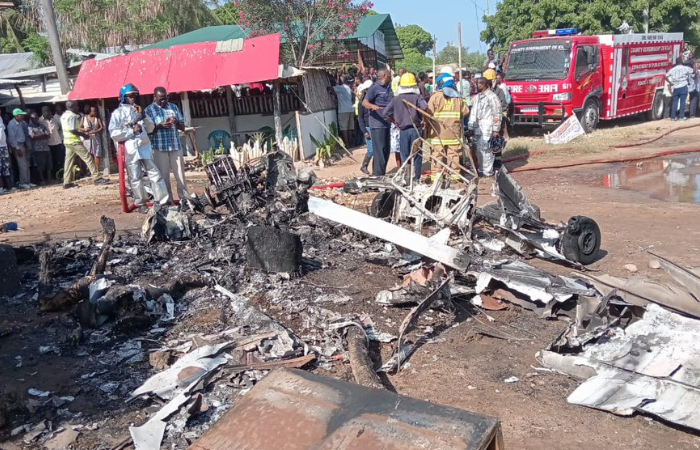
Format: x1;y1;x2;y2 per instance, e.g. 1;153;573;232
70;33;280;100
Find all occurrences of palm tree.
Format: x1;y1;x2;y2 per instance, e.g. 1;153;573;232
0;1;40;53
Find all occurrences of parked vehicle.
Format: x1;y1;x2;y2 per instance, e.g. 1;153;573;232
505;28;684;133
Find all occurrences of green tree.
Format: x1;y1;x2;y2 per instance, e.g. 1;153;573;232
23;32;49;65
213;1;239;25
482;0;700;50
399;48;431;74
51;0;221;51
236;0;373;67
0;1;39;53
396;24;434;55
436;44;485;71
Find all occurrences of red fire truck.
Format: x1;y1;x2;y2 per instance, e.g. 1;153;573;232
505;29;684;133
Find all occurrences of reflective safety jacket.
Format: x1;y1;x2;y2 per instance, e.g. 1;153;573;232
426;91;469;149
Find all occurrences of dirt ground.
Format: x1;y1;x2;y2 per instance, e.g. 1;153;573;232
1;118;700;449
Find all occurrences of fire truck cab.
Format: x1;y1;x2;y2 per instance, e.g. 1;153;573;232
505;29;684;133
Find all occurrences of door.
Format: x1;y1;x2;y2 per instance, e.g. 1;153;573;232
573;45;602;107
616;46;633;114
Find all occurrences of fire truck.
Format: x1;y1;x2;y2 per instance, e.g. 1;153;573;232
505;28;684;133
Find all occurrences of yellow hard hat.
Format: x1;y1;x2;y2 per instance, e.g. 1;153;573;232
399;72;418;87
483;69;497;81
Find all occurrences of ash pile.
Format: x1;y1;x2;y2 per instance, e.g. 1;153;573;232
2;150;700;449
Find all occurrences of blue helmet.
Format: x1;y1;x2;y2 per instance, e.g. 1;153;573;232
120;83;139;104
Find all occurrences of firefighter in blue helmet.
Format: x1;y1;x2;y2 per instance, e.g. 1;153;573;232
108;84;168;213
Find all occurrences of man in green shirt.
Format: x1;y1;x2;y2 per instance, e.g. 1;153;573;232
61;101;108;189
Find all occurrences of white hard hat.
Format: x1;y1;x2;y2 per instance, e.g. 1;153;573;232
440;66;455;76
357;80;373;94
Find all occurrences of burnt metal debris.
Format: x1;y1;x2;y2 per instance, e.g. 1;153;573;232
2;149;699;449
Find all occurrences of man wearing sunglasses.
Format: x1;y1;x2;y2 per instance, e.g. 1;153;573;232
108;84;168;212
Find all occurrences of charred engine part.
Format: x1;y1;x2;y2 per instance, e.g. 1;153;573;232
345;162;601;267
246;226;303;274
204;155;266;216
203;151;312;220
476;168;601;267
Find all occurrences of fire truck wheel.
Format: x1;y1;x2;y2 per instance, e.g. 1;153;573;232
560;216;601;265
370;190;397;219
647;91;665;121
580;100;599;134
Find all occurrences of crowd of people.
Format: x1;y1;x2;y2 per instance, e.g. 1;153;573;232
0;86;190;211
331;52;511;179
0;102;112;194
665;50;700;121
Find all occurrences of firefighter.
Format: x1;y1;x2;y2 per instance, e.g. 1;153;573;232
109;83;168;213
468;77;503;177
426;73;469;175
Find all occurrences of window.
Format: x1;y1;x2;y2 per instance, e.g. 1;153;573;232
575;45;599;79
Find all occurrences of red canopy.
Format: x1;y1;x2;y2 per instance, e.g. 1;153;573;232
70;33;281;100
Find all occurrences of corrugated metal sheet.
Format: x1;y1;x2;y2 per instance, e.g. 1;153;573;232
0;53;36;77
0;79;67;107
70;33;281;100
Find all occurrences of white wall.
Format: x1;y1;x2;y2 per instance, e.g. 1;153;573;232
297;110;338;160
233;113;295;137
191;117;232;152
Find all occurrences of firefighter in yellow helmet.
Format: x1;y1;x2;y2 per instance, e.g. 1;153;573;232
425;72;470;173
383;72;429;182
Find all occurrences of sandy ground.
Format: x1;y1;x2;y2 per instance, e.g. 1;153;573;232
1;118;700;449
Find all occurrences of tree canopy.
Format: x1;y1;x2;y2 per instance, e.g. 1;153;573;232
436;44;485;71
213;1;239;25
482;0;700;50
52;0;221;51
393;24;433;73
396;24;434;55
0;0;222;62
235;0;373;67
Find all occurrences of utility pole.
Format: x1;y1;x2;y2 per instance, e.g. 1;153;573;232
39;0;70;95
643;5;650;34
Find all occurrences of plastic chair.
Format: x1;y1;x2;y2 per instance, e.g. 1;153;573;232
207;130;232;151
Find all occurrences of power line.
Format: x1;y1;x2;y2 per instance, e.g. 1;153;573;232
473;0;484;52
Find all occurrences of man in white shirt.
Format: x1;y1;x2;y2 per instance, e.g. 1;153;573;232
39;106;64;181
666;57;694;121
332;76;355;148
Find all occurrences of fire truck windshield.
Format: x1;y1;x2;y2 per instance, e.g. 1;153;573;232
505;41;572;81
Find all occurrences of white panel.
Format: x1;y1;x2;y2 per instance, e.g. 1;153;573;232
629;69;667;81
631;53;671;64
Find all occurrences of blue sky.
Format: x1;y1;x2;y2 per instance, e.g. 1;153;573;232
371;0;495;54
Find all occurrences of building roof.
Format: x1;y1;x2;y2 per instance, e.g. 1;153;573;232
70;33;281;100
0;53;37;77
0;79;68;107
138;25;249;51
350;13;403;59
136;14;403;60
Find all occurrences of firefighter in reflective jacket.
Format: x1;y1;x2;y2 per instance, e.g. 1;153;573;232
468;76;502;177
426;73;469;173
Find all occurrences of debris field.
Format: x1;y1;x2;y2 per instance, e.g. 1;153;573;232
1;150;699;449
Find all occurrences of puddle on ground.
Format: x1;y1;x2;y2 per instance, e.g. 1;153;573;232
599;153;700;204
517;153;700;204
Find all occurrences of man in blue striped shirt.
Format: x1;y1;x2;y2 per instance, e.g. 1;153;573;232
145;87;190;202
